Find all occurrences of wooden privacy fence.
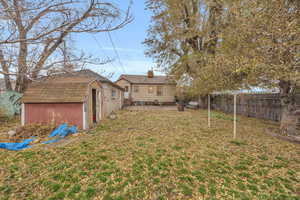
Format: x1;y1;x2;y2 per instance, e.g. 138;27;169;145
209;93;300;124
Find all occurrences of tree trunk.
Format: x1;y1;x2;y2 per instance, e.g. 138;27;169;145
204;0;222;55
13;0;29;93
0;48;12;91
279;80;299;136
3;70;12;91
198;95;208;109
15;75;29;93
14;35;28;93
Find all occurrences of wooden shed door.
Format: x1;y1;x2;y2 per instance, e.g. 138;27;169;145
25;103;83;128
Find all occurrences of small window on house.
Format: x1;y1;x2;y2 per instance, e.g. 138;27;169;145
111;89;117;99
157;86;163;96
134;86;139;93
124;86;129;92
148;86;154;94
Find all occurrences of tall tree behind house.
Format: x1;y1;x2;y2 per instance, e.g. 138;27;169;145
145;0;300;135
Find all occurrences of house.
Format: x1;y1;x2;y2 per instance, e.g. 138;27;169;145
116;71;176;105
21;70;124;130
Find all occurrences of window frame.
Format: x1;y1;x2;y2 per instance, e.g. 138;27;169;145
111;89;117;100
157;86;163;96
124;86;129;92
148;86;154;94
133;85;139;93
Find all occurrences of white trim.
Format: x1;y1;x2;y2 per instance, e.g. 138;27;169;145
208;94;211;128
120;91;123;109
82;103;87;130
21;103;25;126
233;94;237;139
98;90;102;120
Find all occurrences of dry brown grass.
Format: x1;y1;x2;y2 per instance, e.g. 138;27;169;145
0;109;299;199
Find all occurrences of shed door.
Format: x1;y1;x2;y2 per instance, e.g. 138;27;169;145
25;103;83;129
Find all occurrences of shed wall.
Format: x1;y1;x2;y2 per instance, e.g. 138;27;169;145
25;103;83;128
102;83;123;117
116;79;131;99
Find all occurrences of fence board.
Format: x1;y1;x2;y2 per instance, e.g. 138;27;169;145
209;94;300;127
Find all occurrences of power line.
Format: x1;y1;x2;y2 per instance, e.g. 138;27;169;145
91;35;121;74
112;32;135;65
107;31;126;74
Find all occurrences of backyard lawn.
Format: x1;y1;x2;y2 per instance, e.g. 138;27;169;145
0;109;300;200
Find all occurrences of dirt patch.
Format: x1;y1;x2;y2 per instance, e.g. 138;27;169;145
266;127;300;144
0;117;19;140
125;105;177;111
16;124;55;141
0;124;56;143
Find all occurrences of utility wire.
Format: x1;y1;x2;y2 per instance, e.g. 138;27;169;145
91;35;121;74
112;32;135;65
107;31;126;74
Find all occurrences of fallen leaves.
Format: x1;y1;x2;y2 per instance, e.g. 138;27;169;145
0;109;299;199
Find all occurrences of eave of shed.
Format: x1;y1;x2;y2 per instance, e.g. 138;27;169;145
21;77;99;103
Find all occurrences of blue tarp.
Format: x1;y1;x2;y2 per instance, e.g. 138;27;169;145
0;138;34;151
42;124;77;144
0;123;77;151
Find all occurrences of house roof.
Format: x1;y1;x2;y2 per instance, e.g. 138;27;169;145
117;74;176;85
21;77;98;103
64;69;111;82
52;69;124;91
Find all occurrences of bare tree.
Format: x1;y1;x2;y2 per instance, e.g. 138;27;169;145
0;0;133;92
0;47;13;90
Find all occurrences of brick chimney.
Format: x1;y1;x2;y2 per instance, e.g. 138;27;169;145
147;70;154;78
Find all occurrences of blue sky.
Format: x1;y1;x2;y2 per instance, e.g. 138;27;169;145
73;0;158;81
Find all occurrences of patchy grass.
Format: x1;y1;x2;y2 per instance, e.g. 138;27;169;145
0;109;300;199
212;111;238;121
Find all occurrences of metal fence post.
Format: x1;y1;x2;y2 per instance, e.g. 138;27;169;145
208;94;211;128
234;94;237;139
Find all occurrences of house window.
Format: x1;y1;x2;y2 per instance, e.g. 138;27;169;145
134;86;139;93
148;86;154;94
111;89;117;99
157;86;163;96
124;86;129;92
